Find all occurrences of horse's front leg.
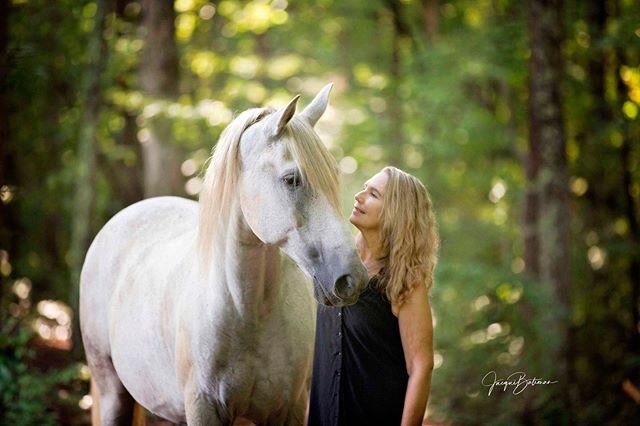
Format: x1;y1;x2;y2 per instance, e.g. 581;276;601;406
184;380;231;426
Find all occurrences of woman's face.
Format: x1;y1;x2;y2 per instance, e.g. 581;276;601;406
350;171;388;231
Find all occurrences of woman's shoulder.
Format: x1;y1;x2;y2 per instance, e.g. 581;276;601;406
392;282;430;317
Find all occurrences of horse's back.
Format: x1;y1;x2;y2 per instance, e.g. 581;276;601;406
90;195;197;254
80;196;197;363
80;196;197;297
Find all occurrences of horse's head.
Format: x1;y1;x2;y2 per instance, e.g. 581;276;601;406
229;84;368;306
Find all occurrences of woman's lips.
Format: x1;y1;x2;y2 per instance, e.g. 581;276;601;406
352;205;365;215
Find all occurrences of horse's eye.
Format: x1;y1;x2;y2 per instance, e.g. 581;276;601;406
283;173;301;189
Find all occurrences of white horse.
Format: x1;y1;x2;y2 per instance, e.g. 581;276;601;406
80;84;368;426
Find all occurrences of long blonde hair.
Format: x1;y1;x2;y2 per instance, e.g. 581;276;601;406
376;166;439;305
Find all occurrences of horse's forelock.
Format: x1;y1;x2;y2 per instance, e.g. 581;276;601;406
286;116;341;213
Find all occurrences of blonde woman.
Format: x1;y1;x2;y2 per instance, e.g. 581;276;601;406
308;166;439;426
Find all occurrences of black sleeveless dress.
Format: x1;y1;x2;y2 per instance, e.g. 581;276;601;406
308;278;408;426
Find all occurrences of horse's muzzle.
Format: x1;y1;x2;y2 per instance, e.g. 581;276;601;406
312;260;368;307
334;274;359;302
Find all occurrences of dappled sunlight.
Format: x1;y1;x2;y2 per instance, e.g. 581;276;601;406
473;295;491;311
9;278;31;317
622;101;637;119
495;283;522;304
0;185;16;204
13;278;31;299
339;156;358;174
469;329;487;345
613;218;629;236
477;202;508;226
587;245;606;270
213;0;288;35
196;99;233;126
486;322;510;340
33;300;73;350
230;55;261;79
570;176;588;196
344;106;367;125
175;12;198;40
510;257;524;274
433;351;443;369
621;66;640;103
1;250;12;277
403;144;424;170
508;336;524;356
199;3;216;20
353;63;388;89
488;179;506;203
368;96;387;113
190;51;219;78
185;176;204;195
266;55;303;80
181;158;199;177
78;394;93;410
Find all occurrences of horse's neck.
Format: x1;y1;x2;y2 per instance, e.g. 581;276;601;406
208;205;281;321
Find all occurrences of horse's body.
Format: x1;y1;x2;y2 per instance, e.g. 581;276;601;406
82;197;314;423
80;85;368;425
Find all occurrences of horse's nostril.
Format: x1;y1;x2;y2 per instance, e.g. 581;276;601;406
334;274;354;299
308;246;321;261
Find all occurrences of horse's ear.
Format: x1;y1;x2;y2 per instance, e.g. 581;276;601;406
300;83;333;127
274;95;300;136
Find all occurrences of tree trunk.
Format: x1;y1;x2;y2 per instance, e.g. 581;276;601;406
613;2;640;356
0;0;9;184
69;0;109;356
421;0;439;43
386;0;407;167
0;0;21;290
0;0;14;252
521;0;541;285
139;0;182;197
523;123;541;278
111;0;144;206
621;135;640;355
586;0;640;355
528;0;571;417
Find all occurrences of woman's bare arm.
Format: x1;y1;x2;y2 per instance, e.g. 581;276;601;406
394;284;435;426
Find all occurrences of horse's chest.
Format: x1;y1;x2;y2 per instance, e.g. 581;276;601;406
198;314;313;412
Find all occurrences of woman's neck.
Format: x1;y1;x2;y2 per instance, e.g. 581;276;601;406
356;231;385;277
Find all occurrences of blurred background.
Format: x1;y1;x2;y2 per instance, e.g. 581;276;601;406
1;0;639;424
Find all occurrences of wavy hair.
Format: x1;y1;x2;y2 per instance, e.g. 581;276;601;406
375;166;440;305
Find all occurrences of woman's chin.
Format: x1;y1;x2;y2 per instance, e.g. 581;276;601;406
349;215;362;229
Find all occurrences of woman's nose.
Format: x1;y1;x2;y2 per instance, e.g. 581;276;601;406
354;190;364;203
